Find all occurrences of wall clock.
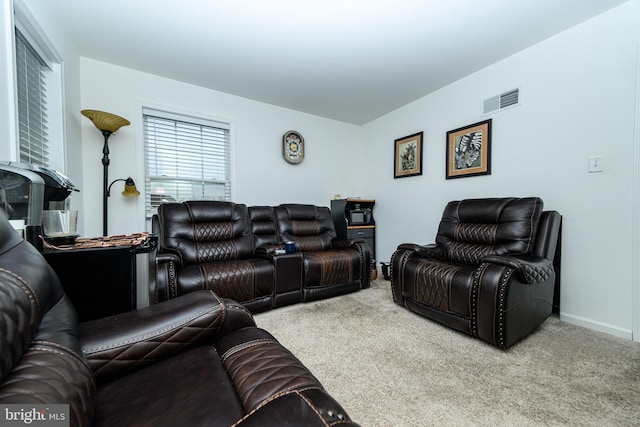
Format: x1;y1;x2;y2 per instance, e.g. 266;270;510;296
282;130;304;164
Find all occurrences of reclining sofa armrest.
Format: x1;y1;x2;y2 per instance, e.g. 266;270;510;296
156;252;181;264
413;243;446;259
395;243;446;259
155;252;181;301
332;238;372;287
79;290;255;385
331;238;362;248
481;254;554;284
217;328;359;426
391;243;446;305
255;243;284;255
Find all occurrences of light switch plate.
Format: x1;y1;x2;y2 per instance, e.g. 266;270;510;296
588;155;604;173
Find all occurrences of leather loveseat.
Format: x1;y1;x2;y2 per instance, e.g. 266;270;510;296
153;201;371;312
0;210;359;426
391;197;561;349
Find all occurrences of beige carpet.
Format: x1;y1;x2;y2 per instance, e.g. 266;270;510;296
254;279;640;427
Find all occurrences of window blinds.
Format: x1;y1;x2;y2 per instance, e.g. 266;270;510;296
143;108;231;217
15;29;49;166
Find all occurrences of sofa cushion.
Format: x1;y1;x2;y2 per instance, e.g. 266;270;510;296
158;201;254;264
275;205;336;251
92;346;244;427
176;259;274;303
248;206;280;248
436;197;543;264
400;258;476;317
302;249;359;287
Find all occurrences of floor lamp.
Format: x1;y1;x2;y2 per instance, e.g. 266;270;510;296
81;109;134;236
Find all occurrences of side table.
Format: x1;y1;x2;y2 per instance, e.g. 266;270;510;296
42;234;157;322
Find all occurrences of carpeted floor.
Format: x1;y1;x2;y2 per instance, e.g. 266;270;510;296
254;279;640;427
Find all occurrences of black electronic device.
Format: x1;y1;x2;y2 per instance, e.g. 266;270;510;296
0;161;79;249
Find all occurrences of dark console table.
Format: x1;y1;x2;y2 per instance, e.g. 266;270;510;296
331;198;376;259
42;234;157;322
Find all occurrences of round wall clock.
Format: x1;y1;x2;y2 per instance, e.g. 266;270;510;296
282;130;304;164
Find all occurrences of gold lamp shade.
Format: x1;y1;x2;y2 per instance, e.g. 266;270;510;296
81;109;130;133
122;177;140;197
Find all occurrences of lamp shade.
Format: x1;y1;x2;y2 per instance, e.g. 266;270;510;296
122;177;140;197
81;109;130;133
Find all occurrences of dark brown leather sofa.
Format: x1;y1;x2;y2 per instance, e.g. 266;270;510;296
391;197;561;349
0;210;359;426
153;201;371;312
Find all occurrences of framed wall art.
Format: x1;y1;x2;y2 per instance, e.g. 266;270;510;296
394;131;423;179
445;119;492;179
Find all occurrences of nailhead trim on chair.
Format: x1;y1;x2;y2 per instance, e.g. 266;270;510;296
471;264;513;347
496;268;513;348
168;261;177;299
470;264;485;337
390;250;412;303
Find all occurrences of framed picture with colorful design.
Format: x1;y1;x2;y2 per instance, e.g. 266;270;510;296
394;131;423;179
446;119;492;179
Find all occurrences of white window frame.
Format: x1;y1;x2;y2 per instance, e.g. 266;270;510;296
12;0;64;170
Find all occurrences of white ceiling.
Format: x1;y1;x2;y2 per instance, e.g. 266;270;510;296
35;0;627;125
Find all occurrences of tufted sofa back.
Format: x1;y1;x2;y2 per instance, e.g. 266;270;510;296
274;204;337;252
0;210;95;427
248;206;280;249
436;197;544;265
157;201;253;265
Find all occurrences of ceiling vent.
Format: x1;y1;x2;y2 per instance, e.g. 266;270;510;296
482;88;520;115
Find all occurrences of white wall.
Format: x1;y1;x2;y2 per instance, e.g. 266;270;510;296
363;1;640;339
1;0;84;222
79;58;365;236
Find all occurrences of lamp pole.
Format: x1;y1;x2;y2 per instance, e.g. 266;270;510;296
81;109;130;237
101;130;112;236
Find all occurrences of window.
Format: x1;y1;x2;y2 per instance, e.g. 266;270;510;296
12;3;64;170
15;29;49;166
143;108;231;218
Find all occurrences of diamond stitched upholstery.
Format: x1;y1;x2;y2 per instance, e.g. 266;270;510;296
522;263;553;283
437;197;543;261
304;250;354;286
391;198;562;348
221;337;323;412
413;261;463;310
156;201;275;312
0;217;96;427
454;223;498;244
81;292;227;383
447;241;494;265
0;346;95;426
0;211;359;426
201;261;256;301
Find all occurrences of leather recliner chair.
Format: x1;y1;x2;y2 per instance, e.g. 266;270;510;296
0;210;358;426
274;204;371;302
391;197;561;349
153;201;274;312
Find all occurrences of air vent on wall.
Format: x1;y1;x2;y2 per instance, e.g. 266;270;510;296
482;88;520;115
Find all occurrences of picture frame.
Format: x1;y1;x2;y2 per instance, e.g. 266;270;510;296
445;119;492;179
394;131;423;179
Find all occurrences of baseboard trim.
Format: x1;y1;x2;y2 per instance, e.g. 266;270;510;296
560;312;633;340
